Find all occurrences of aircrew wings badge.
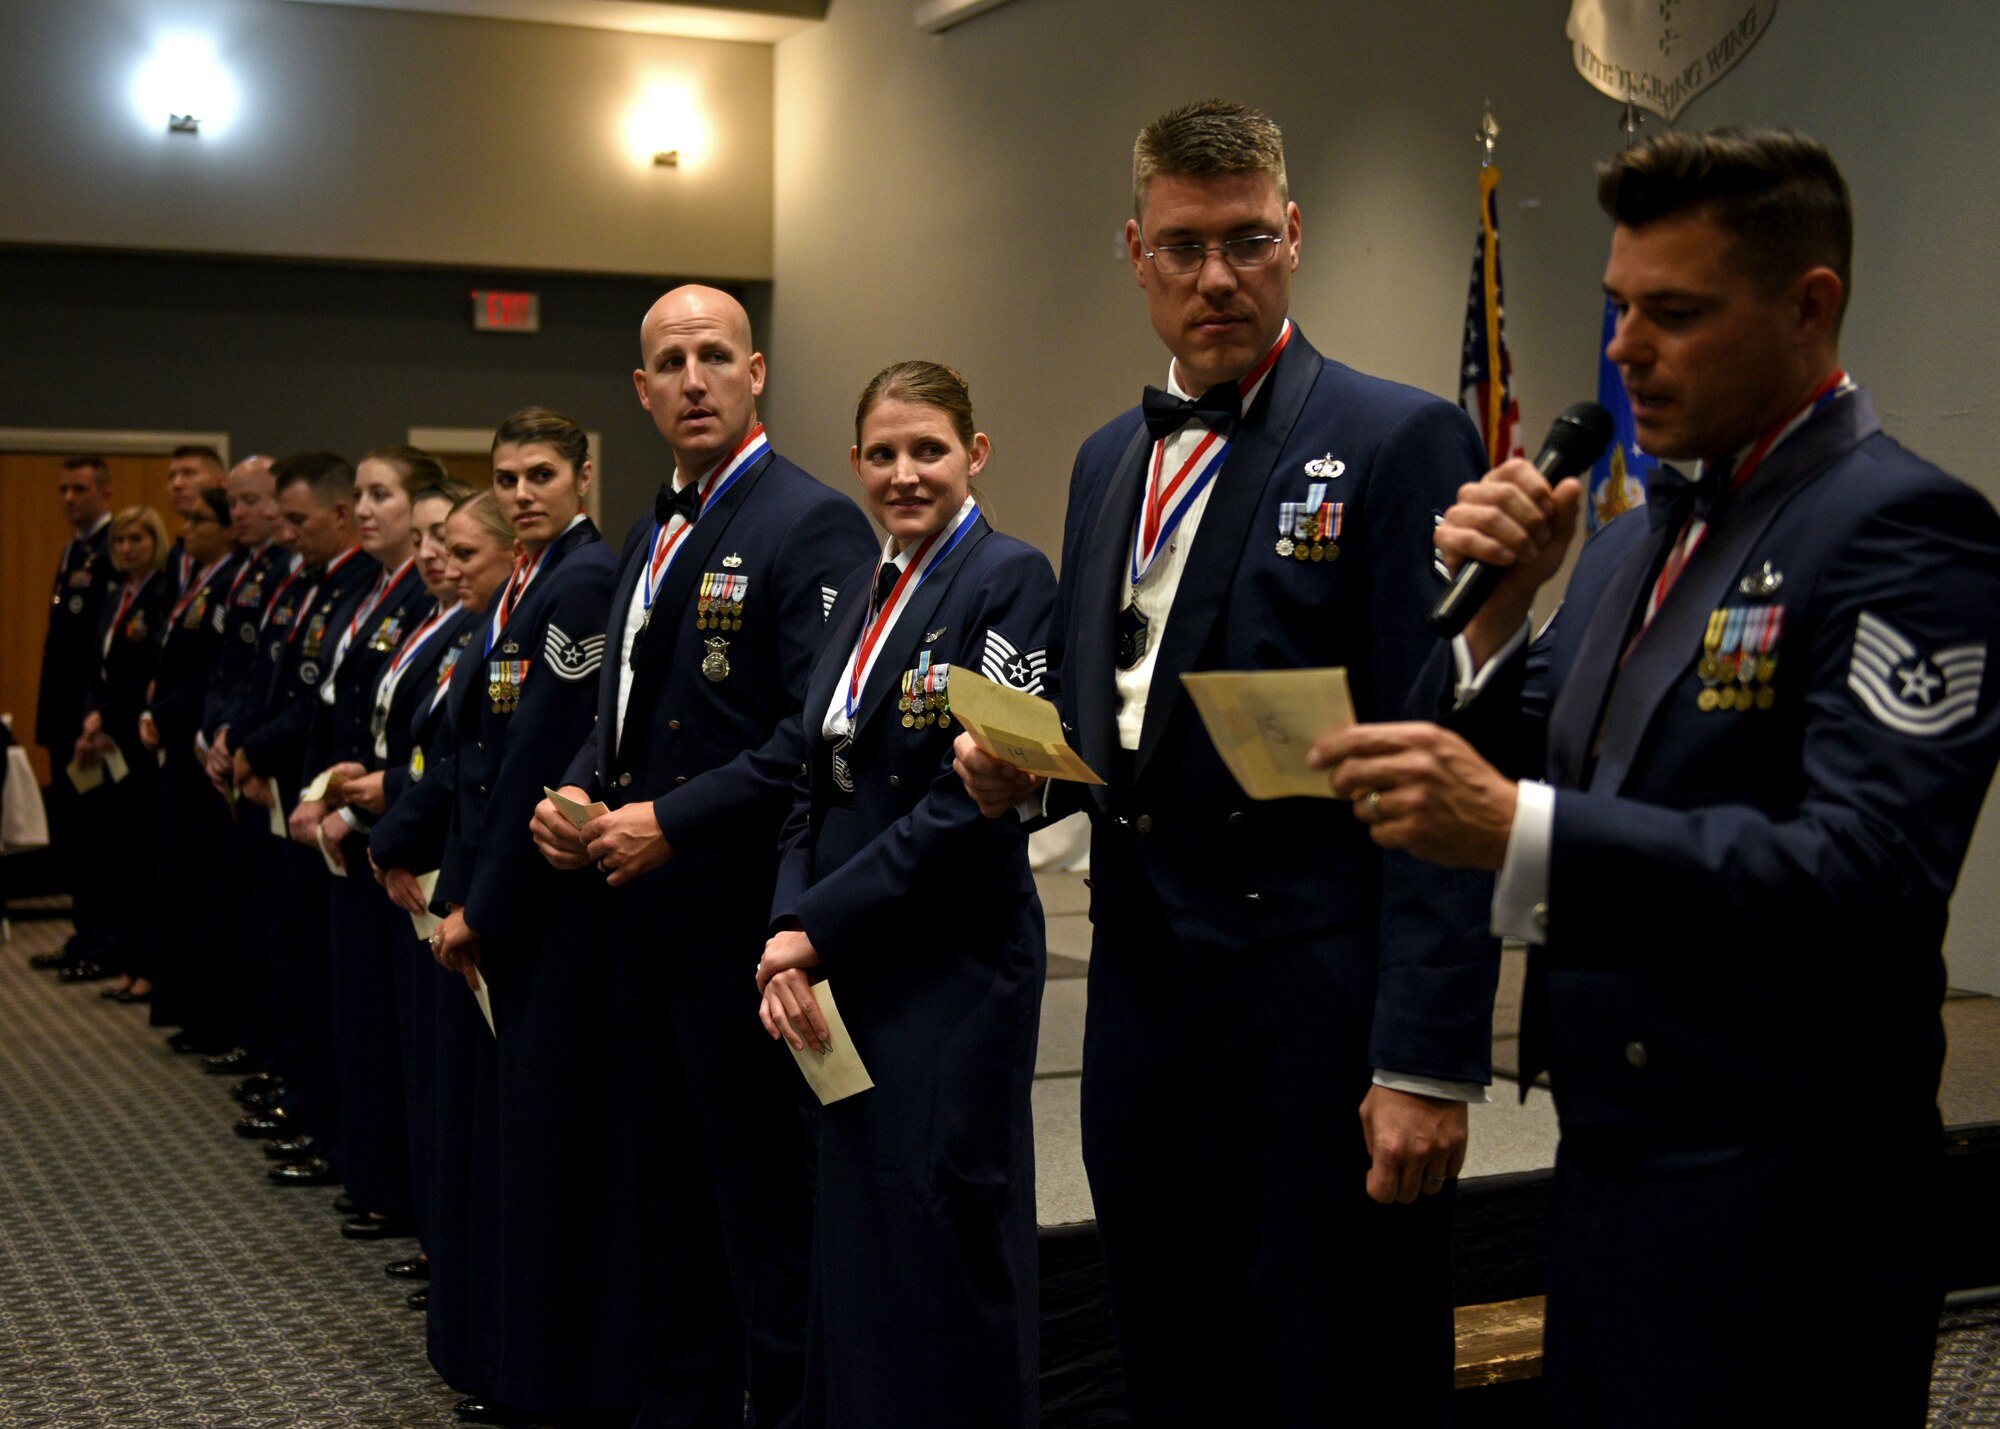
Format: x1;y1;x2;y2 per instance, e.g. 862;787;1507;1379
544;622;606;683
1848;610;1985;738
981;629;1046;695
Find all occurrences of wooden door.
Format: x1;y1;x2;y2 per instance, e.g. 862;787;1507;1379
2;452;179;783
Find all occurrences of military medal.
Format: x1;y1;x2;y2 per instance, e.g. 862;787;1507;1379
701;636;731;683
697;572;748;631
842;500;981;752
372;599;455;759
637;425;771;660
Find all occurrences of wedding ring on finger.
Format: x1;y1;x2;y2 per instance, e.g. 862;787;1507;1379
1356;789;1382;823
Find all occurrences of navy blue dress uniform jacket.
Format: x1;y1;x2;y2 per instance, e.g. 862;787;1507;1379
300;565;435;783
367;612;477;877
84;571;172;758
1438;388;2000;1139
148;554;244;750
236;551;382;809
203;544;296;739
38;522;113;751
437;517;615;928
770;520;1053;1429
559;451;877;869
1048;326;1497;1083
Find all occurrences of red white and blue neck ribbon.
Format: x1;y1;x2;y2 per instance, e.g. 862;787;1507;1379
373;598;459;757
843;497;980;721
487;542;557;656
285;545;363;647
329;557;418;673
641;423;770;625
161;554;231;645
1131;320;1292;588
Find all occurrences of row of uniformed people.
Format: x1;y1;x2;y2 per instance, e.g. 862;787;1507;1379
43;314;1057;1425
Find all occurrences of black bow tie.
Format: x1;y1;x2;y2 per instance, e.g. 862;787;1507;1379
1646;459;1731;533
1142;381;1241;442
655;480;703;528
872;562;901;612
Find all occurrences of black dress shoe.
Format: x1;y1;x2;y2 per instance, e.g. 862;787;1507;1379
341;1215;417;1241
113;988;151;1004
29;951;73;970
99;983;130;1000
59;962;111;983
204;1047;255;1073
167;1031;219;1054
332;1193;358;1216
452;1398;534;1425
407;1289;429;1311
268;1156;339;1186
232;1079;285;1107
263;1134;320;1161
234;1108;293;1139
239;1087;286;1113
384;1255;430;1280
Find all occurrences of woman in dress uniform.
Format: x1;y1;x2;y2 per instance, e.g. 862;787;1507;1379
423;409;647;1424
73;506;173;996
757;362;1054;1429
284;446;444;1240
139;485;242;1027
365;489;516;1331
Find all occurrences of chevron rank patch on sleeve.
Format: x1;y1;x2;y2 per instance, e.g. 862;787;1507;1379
544;622;606;683
981;629;1046;695
1848;610;1986;738
821;586;840;623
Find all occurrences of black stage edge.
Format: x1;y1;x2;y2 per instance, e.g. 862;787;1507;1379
1037;1120;2000;1427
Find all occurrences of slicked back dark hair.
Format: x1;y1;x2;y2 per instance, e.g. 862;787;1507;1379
1133;99;1289;221
272;451;355;506
1597;125;1852;327
490;406;589;476
170;444;226;471
361;444;450;495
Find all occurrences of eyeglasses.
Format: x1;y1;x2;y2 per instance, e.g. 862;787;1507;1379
1142;233;1286;276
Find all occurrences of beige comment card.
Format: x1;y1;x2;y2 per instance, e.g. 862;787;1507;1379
300;765;346;803
102;743;130;784
543;786;610;827
315;823;349;878
947;670;1104;785
66;757;105;795
1180;667;1356;800
787;979;873;1106
471;967;496;1038
409;870;441;942
267;780;287;838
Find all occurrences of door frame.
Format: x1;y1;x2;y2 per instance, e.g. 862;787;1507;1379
0;428;232;461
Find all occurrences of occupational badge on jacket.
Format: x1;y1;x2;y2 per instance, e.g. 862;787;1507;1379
299;660;321;686
1696;604;1784;712
701;636;731;682
543;622;604;682
899;653;952;728
1848;610;1986;738
980;629;1046;695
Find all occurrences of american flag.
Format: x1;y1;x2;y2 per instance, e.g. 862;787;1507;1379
1458;164;1523;467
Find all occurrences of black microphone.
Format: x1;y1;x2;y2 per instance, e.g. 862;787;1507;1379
1425;401;1615;639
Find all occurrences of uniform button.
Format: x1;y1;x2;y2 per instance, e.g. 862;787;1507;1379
1624;1041;1648;1069
888;776;901;789
1114;816;1130;828
674;776;686;786
1532;901;1550;930
617;772;632;788
476;784;489;795
1246;891;1261;901
1226;810;1246;828
667;719;682;731
475;740;485;752
1134;814;1155;834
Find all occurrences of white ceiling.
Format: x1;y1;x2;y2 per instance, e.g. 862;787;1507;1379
267;0;821;44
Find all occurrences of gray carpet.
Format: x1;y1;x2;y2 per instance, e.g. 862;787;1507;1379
6;907;2000;1425
0;915;462;1428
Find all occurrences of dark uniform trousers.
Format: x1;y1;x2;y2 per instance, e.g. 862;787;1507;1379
1044;329;1494;1426
1428;389;2000;1426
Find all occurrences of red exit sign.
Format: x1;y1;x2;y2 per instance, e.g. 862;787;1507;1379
472;290;540;333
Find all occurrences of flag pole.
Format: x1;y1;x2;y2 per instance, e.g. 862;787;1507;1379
1477;108;1505;463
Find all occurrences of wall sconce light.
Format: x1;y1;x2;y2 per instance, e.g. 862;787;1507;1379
626;83;707;171
132;34;239;138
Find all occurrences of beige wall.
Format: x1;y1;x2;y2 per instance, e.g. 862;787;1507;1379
765;0;2000;988
0;0;774;278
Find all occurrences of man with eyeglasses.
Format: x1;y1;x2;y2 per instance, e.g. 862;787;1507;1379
955;99;1494;1424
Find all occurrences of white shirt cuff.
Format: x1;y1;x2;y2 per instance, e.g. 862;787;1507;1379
1491;778;1553;945
336;805;364;831
1450;618;1531;708
1011;783;1050;823
1371;1070;1489;1104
